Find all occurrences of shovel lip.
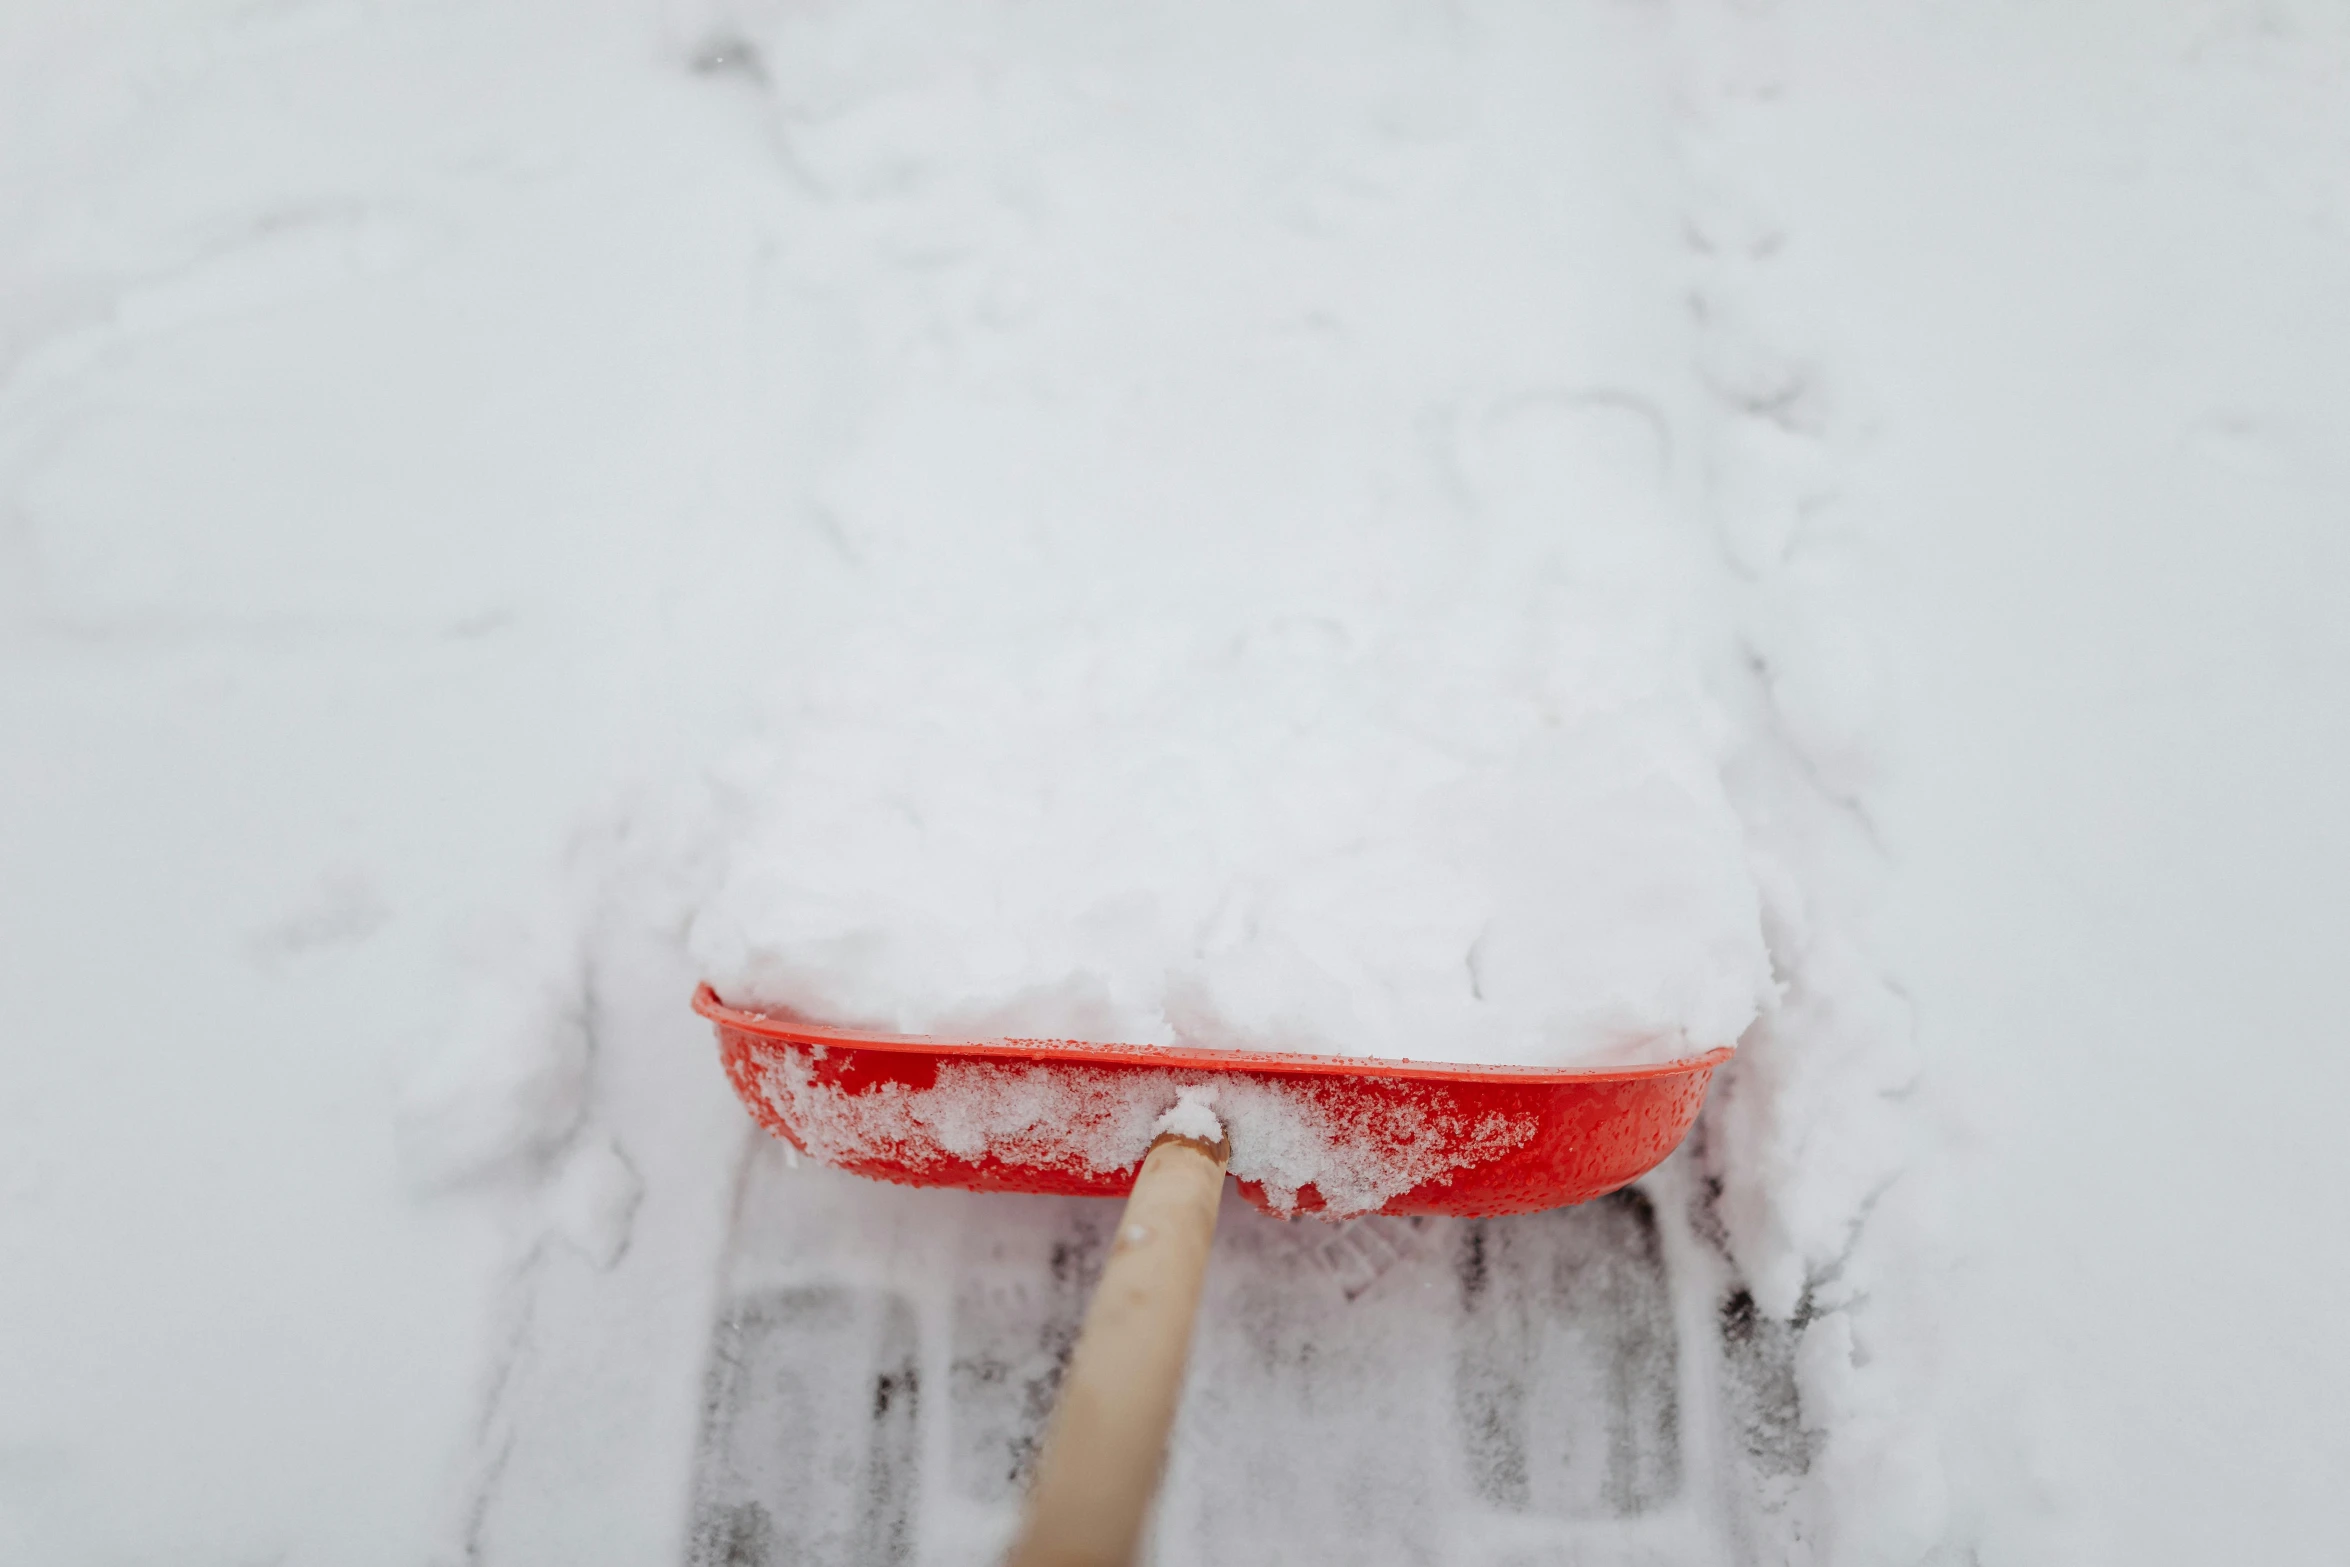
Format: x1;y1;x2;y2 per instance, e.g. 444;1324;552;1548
694;984;1734;1086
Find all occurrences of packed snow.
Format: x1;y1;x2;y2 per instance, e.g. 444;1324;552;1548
678;0;1771;1235
691;603;1773;1067
673;0;1776;1071
3;1;2346;1565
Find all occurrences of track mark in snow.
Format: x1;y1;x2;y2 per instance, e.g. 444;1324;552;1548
947;1212;1105;1500
688;1287;922;1567
1455;1191;1681;1518
681;1154;1707;1562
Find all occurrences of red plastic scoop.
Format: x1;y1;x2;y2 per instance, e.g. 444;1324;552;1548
696;984;1729;1218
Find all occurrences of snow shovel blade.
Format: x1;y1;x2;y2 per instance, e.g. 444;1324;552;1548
695;985;1729;1218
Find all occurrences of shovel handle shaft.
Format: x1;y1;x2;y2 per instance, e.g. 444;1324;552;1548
1007;1131;1229;1567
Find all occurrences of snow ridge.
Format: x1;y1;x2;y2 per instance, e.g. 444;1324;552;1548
1670;4;1960;1559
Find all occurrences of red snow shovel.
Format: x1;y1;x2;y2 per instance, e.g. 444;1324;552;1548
696;984;1728;1567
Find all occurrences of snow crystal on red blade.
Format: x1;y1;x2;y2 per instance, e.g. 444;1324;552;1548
699;987;1727;1218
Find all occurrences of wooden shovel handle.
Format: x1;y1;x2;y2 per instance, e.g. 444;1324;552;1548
1007;1131;1230;1567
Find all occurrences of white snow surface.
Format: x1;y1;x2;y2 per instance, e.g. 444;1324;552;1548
693;601;1772;1066
3;2;2346;1565
666;0;1778;1071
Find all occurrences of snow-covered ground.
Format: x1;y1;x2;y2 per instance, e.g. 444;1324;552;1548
3;2;2345;1563
1754;7;2350;1559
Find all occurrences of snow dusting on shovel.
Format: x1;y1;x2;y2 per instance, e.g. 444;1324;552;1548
744;1045;1538;1217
